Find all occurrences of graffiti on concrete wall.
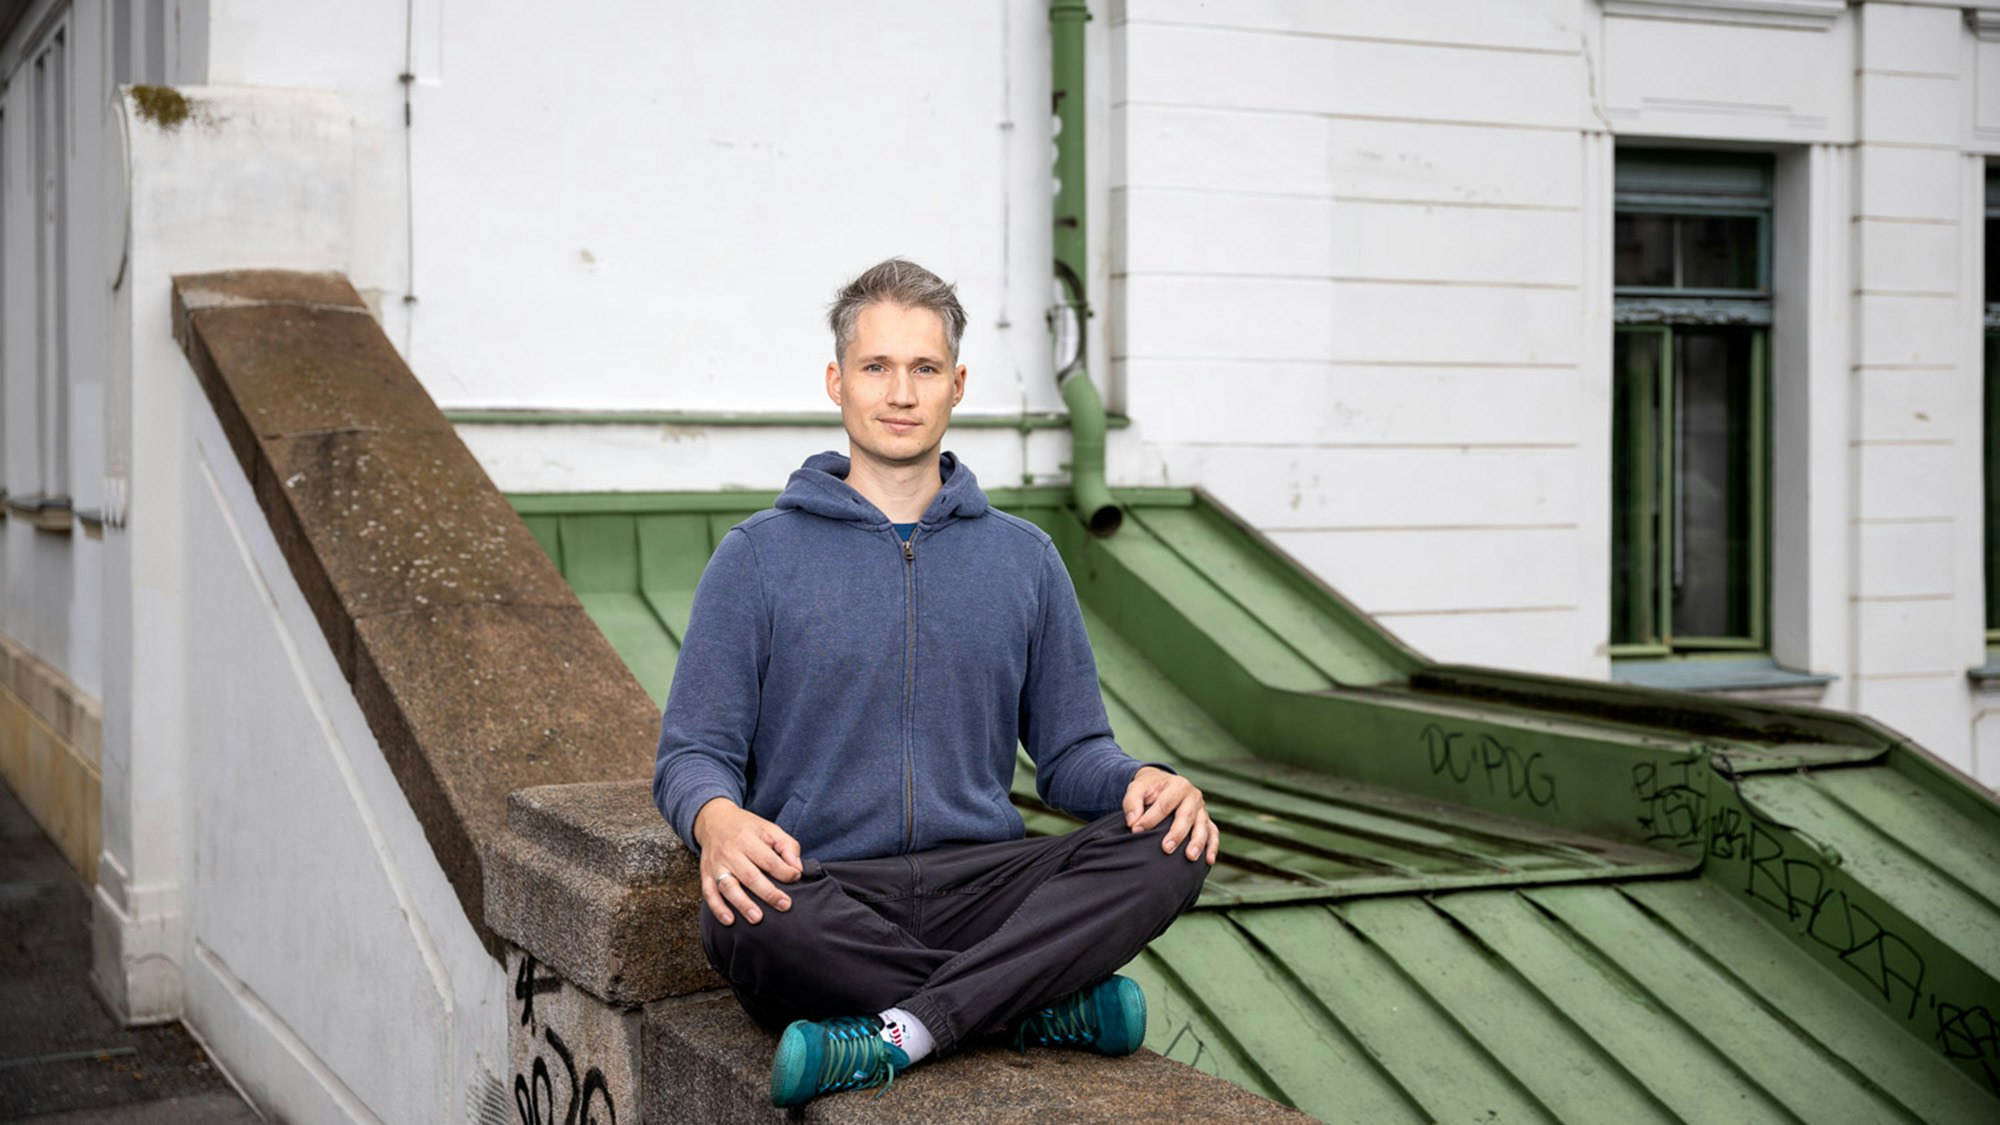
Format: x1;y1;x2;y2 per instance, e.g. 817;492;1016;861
512;955;617;1125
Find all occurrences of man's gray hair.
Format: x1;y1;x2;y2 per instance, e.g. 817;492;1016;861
828;258;969;365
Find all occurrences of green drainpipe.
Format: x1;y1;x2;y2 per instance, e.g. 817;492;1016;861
1051;0;1122;536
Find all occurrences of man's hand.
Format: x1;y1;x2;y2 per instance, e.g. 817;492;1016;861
1122;767;1219;864
693;798;804;926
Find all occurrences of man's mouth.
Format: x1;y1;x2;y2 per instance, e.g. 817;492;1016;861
880;418;921;433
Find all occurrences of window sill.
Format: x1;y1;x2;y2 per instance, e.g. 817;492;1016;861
1970;655;2000;690
1613;655;1834;702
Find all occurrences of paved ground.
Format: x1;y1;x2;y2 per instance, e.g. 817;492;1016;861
0;781;260;1122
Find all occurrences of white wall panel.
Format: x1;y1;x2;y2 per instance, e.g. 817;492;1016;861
1122;362;1580;447
1268;526;1579;614
1133;443;1577;530
1856;518;1957;599
1116;276;1580;366
1855;217;1963;294
400;1;1053;416
1856;443;1962;520
1854;293;1966;367
1857;1;1962;75
1855;597;1972;675
1857;73;1965;146
186;448;453;1125
1600;13;1853;141
1856;369;1958;442
1856;674;1977;771
1120;0;1585;54
1376;608;1580;675
1855;146;1966;219
1121;22;1584;130
1117;106;1585;206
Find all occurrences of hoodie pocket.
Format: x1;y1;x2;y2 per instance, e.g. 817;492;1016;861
774;793;811;840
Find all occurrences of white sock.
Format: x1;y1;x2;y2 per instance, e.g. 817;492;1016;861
878;1007;935;1064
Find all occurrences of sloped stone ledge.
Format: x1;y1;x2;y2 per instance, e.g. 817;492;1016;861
644;994;1310;1123
170;270;659;956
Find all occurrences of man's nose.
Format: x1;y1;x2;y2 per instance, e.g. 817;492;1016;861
887;371;918;405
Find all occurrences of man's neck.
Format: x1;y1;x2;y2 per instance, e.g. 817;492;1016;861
845;450;943;524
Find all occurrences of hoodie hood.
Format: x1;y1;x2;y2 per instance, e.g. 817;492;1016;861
776;450;991;527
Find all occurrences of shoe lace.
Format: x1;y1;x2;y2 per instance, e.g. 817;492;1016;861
815;1016;900;1098
1013;988;1099;1052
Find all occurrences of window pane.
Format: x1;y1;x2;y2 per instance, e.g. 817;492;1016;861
1612;331;1664;646
1672;329;1755;639
1615;213;1673;288
1986;217;1999;306
1679;216;1760;290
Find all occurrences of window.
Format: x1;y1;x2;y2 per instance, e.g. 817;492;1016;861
1985;167;1998;643
1610;152;1772;656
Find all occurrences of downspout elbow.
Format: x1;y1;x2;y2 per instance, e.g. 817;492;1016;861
1060;368;1122;537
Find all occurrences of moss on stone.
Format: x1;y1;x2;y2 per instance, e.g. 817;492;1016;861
130;85;194;131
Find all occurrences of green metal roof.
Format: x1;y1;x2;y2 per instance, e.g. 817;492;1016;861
514;488;2000;1123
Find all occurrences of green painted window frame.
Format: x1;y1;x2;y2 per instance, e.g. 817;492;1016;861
1610;150;1773;659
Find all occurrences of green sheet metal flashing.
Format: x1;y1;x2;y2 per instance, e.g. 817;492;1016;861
505;485;1193;517
446;408;1130;432
1612;654;1836;695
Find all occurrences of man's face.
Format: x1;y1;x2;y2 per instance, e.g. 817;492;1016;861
826;302;967;472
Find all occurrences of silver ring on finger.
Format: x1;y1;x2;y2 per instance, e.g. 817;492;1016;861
715;870;736;884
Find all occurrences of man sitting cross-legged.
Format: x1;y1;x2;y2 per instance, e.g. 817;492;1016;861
652;258;1216;1108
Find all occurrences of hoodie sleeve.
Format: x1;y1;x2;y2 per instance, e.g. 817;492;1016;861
1019;541;1171;819
653;527;770;853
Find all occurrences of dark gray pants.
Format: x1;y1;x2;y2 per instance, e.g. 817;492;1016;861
700;812;1209;1055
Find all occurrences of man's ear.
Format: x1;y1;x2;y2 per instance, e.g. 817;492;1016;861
825;360;843;406
952;364;967;407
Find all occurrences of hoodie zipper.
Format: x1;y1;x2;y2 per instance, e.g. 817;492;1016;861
900;530;917;852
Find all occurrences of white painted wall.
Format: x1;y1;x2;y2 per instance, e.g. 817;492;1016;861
99;83;505;1121
1103;0;2000;783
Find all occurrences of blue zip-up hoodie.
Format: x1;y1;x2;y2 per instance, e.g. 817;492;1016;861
652;451;1148;862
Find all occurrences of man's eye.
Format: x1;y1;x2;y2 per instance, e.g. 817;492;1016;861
916;366;937;375
864;364;885;372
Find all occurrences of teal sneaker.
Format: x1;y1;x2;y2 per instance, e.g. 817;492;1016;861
769;1015;911;1108
1013;975;1147;1056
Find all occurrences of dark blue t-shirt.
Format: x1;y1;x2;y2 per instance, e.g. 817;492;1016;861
892;522;917;542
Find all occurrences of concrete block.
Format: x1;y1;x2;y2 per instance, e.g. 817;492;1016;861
354;604;660;958
484;781;717;1006
505;946;643;1125
642;994;1307;1123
